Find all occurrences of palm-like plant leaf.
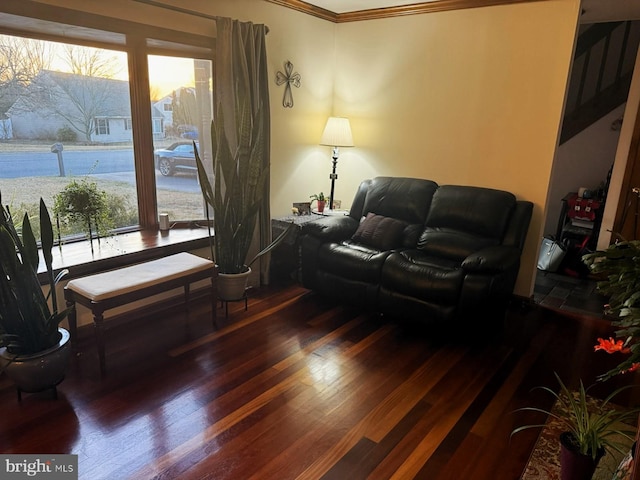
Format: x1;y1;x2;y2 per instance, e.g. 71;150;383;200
194;94;293;274
0;195;69;355
512;372;639;460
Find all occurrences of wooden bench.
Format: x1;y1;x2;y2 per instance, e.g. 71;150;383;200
64;252;217;375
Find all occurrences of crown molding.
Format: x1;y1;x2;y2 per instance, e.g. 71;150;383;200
265;0;337;22
265;0;546;22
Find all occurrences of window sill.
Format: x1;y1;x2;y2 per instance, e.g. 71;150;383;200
39;227;213;281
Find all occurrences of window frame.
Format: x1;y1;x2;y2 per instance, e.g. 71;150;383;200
95;118;110;136
0;2;215;230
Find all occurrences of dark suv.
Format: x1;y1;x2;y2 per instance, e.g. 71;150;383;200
154;141;197;176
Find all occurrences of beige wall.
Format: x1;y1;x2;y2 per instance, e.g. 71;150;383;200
34;0;582;298
330;0;581;297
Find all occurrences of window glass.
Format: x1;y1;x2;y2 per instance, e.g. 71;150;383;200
0;34;139;240
149;55;212;222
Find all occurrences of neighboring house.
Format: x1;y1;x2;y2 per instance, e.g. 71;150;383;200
8;70;164;143
153;87;197;136
154;93;175;128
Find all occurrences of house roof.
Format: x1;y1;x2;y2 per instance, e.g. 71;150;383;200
32;69;163;119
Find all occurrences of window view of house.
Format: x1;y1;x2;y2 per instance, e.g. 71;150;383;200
0;34;212;242
150;55;212;222
0;35;138;240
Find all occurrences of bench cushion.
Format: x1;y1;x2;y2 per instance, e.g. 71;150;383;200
65;252;214;301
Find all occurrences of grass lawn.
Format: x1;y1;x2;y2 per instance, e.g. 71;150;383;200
0;176;205;225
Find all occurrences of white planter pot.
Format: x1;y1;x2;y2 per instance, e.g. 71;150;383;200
218;267;251;301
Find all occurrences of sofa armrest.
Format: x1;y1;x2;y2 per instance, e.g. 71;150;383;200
461;246;521;273
302;215;359;242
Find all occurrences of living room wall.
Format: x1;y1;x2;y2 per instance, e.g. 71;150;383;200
33;0;581;298
330;0;582;297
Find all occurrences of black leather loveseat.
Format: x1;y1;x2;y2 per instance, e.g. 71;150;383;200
300;176;533;327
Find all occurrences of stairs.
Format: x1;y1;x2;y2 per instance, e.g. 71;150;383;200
560;20;640;144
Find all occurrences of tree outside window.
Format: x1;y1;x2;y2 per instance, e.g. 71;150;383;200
0;32;212;241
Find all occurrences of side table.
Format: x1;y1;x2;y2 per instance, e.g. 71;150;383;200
270;214;320;284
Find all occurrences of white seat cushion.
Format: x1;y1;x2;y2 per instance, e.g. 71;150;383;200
65;252;213;301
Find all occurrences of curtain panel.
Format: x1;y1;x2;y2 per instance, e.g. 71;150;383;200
215;17;271;285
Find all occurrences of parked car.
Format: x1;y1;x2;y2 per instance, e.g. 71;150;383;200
178;124;199;140
154;141;197;176
180;129;198;140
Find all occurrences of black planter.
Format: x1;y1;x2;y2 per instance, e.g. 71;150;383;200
0;327;71;399
559;431;604;480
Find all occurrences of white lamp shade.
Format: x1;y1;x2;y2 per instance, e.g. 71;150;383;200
320;117;354;147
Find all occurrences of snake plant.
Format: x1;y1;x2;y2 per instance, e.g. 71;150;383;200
195;96;292;274
0;194;69;355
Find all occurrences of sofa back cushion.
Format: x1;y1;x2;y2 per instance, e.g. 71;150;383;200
361;177;439;225
418;185;516;261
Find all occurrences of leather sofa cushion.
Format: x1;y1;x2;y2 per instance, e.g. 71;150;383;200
351;213;407;250
317;241;391;282
381;250;463;304
361;177;438;224
418;185;516;261
424;185;516;238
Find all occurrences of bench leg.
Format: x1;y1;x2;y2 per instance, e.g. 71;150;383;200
93;311;107;377
184;283;190;309
66;299;78;356
211;276;217;329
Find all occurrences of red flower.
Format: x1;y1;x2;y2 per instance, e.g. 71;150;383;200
594;337;631;354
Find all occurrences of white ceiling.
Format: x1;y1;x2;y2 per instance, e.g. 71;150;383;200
304;0;434;14
304;0;640;23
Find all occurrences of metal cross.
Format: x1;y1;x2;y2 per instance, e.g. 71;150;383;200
275;61;301;108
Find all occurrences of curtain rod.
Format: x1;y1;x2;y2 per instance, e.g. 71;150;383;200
130;0;269;33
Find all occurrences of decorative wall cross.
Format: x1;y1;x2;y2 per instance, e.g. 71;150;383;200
275;60;301;108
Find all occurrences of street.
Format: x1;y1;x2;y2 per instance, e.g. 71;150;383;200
0;148;199;192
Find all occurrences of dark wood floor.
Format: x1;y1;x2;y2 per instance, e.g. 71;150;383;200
1;282;638;479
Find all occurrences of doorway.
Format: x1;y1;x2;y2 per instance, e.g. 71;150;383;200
536;21;640;316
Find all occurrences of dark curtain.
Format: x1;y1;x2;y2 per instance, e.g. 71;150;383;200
215;17;271;285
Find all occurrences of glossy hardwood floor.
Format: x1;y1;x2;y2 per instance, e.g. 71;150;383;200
1;282;637;479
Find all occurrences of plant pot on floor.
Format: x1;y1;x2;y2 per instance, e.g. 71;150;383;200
0;327;71;396
217;267;252;302
560;431;605;480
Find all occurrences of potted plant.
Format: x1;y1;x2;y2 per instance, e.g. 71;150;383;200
0;193;72;395
310;192;326;213
53;178;111;255
582;239;640;380
194;97;293;301
512;372;639;479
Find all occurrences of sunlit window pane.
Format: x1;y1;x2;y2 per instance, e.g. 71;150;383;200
0;35;138;240
149;55;212;223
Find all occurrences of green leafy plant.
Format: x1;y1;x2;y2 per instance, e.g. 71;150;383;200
583;239;640;380
310;192;325;202
56;125;77;142
511;372;639;460
53;178;111;254
194;97;292;275
0;192;69;355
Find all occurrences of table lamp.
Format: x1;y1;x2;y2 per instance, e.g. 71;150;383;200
320;117;354;211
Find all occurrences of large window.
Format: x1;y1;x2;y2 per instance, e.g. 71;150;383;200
0;37;139;239
150;55;212;222
0;10;214;242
